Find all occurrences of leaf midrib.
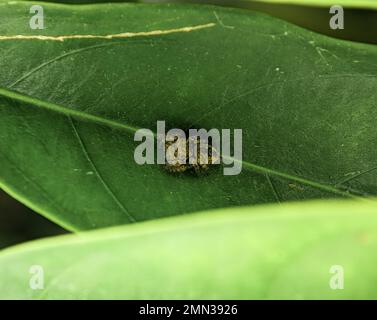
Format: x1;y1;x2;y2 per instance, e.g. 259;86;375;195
0;87;361;199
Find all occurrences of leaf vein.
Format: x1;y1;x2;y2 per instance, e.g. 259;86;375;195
68;116;136;223
0;87;362;200
0;23;216;42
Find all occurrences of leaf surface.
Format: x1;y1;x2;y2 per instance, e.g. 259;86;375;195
0;2;377;229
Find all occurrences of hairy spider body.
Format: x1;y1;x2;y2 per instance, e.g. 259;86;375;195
163;133;220;174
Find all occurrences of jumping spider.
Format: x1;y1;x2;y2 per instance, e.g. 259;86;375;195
164;133;220;174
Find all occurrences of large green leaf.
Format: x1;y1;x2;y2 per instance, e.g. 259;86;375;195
0;200;377;299
1;2;377;230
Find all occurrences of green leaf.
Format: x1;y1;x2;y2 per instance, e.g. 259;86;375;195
1;2;377;230
0;200;377;299
241;0;377;9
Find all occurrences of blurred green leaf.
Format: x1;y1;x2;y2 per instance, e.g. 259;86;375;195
0;200;377;299
246;0;377;9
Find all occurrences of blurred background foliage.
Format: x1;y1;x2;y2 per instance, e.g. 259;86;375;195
1;0;376;250
0;191;65;249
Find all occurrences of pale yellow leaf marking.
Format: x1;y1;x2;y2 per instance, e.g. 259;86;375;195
0;23;216;42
